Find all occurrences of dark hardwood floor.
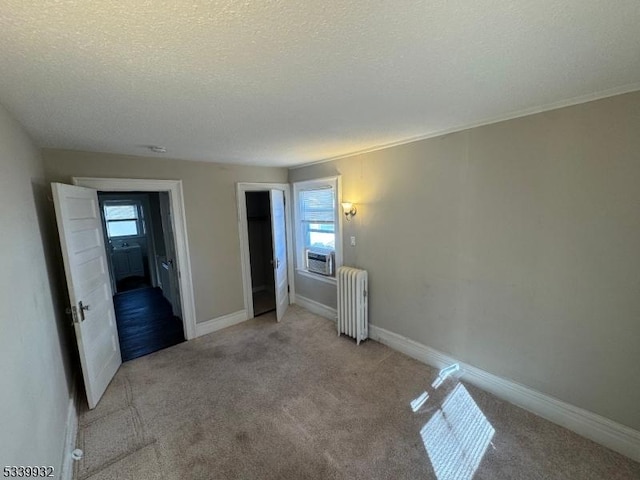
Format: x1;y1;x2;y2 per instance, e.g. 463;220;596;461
113;286;185;362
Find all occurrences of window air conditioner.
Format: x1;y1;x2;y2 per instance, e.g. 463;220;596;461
306;250;334;276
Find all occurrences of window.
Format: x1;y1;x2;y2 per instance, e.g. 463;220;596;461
293;177;342;280
103;203;143;238
300;187;335;251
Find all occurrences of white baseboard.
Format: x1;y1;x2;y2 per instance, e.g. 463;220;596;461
369;324;640;463
59;381;78;480
294;295;337;321
196;310;248;337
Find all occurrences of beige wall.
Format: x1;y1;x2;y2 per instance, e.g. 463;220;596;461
43;149;287;323
289;91;640;431
0;105;74;468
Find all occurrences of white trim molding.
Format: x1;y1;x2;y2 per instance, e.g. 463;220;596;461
196;310;248;337
296;268;337;286
72;177;198;340
368;324;640;463
294;295;337;321
236;182;295;320
59;382;78;480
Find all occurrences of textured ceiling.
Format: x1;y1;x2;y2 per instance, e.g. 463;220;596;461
1;1;639;167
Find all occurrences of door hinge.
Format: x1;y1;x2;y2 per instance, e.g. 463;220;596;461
66;305;79;324
287;285;290;293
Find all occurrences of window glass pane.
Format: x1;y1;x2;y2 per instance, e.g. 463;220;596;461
107;220;138;237
104;205;138;221
308;232;335;250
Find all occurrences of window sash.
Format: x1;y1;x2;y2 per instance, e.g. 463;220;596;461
307;225;335;232
301;203;336;252
107;219;138;224
104;204;139;221
106;220;139;237
103;202;143;238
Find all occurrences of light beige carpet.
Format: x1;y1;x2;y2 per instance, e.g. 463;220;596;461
74;305;640;480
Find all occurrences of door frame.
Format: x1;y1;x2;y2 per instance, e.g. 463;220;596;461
73;177;197;340
237;182;295;320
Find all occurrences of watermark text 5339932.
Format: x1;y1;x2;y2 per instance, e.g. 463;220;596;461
3;466;54;477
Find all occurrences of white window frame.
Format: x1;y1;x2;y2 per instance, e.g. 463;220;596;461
293;176;343;285
102;200;145;239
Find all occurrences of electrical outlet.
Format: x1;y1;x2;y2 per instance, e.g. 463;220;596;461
350;236;356;246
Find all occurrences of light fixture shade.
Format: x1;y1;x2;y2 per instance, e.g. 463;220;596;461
341;202;357;221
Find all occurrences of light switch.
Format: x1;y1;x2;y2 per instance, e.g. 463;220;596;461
350;236;356;246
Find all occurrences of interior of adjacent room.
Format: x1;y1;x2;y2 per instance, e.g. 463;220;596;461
98;191;184;361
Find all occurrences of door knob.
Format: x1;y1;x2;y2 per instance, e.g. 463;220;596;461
79;301;91;321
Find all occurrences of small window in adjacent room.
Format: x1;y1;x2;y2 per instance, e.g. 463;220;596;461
293;177;341;279
103;203;143;238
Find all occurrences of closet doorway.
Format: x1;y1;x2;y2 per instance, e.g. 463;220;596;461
246;192;276;316
238;183;293;321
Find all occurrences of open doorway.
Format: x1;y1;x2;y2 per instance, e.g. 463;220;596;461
98;191;184;361
238;183;292;322
53;177;197;408
246;192;276;316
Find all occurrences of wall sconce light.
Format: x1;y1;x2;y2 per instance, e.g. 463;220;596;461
341;202;357;221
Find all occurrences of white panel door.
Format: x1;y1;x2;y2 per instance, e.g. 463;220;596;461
52;183;121;409
270;189;289;321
